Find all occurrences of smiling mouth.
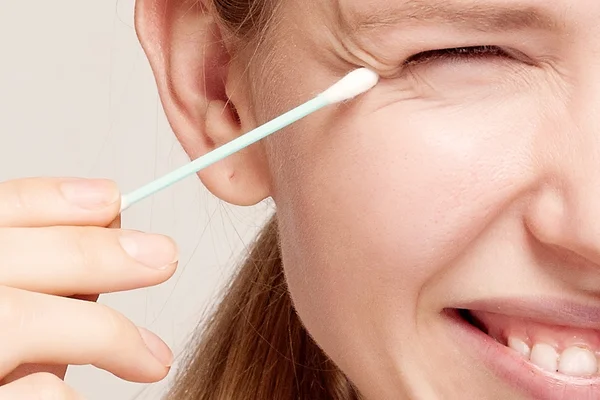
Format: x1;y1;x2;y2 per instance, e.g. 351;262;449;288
457;308;600;377
442;301;600;399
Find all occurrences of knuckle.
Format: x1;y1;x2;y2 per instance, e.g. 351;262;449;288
69;228;94;271
70;227;128;273
7;179;30;212
30;373;71;400
60;227;99;273
0;287;22;329
96;303;132;343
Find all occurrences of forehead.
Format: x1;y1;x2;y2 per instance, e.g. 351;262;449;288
336;0;563;31
294;0;582;33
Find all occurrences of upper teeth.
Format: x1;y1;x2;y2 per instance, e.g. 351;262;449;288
508;337;531;359
530;343;559;372
559;346;598;376
509;338;599;376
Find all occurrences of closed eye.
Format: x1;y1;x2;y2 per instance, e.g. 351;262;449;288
404;45;513;66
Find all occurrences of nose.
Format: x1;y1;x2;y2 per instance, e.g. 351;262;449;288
525;77;600;267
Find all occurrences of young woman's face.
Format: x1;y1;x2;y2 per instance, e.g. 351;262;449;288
247;0;600;398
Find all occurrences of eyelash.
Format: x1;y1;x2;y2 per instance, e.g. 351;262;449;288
404;45;512;66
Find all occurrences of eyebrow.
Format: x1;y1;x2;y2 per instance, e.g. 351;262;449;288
344;0;561;34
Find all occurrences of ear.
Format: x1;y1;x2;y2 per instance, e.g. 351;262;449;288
134;0;271;206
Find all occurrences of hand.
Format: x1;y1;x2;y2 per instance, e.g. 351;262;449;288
0;178;178;399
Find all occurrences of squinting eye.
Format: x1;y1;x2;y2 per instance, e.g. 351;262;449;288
404;45;512;66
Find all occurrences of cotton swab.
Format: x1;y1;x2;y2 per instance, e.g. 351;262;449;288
120;68;379;212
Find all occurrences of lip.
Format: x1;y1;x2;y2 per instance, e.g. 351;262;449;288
443;298;600;400
456;298;600;330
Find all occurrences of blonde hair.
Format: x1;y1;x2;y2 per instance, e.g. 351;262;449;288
165;3;360;398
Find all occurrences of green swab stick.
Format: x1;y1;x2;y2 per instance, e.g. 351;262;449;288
120;68;379;212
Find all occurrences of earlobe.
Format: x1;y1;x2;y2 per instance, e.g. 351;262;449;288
134;0;272;206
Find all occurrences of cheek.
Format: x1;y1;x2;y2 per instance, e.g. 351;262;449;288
270;88;545;336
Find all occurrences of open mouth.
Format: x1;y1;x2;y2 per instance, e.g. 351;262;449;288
444;302;600;400
457;308;600;377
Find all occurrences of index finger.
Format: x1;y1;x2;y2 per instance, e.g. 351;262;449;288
0;178;120;227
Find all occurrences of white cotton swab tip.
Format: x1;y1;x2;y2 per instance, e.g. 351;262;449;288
318;68;379;103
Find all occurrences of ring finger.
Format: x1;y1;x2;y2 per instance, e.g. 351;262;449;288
0;286;172;383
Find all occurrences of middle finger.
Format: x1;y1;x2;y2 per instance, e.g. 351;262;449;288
0;226;178;295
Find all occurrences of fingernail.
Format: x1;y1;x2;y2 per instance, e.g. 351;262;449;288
138;328;173;367
119;231;178;269
60;179;119;209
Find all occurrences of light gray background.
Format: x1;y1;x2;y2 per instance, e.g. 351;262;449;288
0;1;271;398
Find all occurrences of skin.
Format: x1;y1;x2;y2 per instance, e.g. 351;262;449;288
136;0;600;398
0;178;177;398
3;0;599;398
